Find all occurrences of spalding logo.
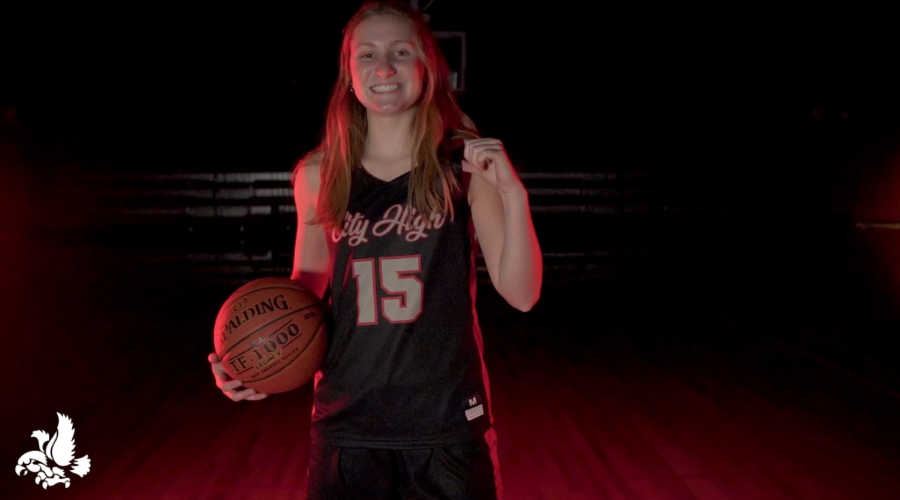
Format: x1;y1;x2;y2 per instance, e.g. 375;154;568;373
221;294;291;341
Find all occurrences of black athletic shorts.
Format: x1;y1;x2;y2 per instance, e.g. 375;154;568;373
307;430;502;500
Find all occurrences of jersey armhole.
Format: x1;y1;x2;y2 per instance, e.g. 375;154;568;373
448;141;475;206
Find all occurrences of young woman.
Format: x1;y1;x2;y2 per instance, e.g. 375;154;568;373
209;2;542;498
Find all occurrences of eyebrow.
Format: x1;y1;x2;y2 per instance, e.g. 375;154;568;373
354;40;414;50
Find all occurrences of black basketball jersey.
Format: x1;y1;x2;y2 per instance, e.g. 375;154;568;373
310;159;493;449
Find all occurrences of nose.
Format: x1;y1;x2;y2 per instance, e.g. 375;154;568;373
375;61;396;79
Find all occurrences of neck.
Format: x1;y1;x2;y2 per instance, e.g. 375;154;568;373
364;108;416;161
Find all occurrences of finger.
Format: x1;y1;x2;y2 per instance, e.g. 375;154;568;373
473;146;504;169
464;142;485;168
463;139;497;166
230;388;262;402
213;368;233;386
245;392;268;401
461;159;483;174
463;138;501;147
227;389;249;401
209;353;227;375
211;362;231;383
480;147;506;165
225;385;251;399
222;379;243;392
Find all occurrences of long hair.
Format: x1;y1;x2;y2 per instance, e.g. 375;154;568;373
297;0;479;231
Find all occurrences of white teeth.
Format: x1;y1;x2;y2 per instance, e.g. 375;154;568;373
371;84;400;93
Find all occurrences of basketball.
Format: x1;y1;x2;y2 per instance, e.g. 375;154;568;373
213;277;328;394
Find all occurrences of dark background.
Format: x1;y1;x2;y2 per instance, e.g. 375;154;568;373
3;3;896;174
3;2;900;497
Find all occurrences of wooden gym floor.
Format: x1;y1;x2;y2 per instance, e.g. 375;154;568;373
4;234;900;500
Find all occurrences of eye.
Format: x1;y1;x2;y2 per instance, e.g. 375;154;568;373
396;49;410;56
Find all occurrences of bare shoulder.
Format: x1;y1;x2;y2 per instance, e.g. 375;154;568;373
292;151;323;200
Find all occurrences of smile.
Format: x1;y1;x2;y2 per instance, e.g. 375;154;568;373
371;84;400;93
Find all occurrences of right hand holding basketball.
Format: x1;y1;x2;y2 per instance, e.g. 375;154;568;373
208;353;268;402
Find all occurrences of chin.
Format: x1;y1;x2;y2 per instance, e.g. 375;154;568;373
367;104;418;117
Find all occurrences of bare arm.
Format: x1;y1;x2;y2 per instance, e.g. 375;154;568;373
208;153;331;402
465;139;542;311
290;154;331;299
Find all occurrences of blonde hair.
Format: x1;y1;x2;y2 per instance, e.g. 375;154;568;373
295;0;479;230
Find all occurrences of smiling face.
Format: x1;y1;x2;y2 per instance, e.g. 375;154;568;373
349;14;424;117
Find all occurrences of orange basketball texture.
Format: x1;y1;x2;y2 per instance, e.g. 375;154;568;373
213;277;328;394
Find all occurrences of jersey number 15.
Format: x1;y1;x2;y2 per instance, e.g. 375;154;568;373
352;255;423;325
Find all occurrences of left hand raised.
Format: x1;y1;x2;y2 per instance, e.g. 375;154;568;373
462;138;525;195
